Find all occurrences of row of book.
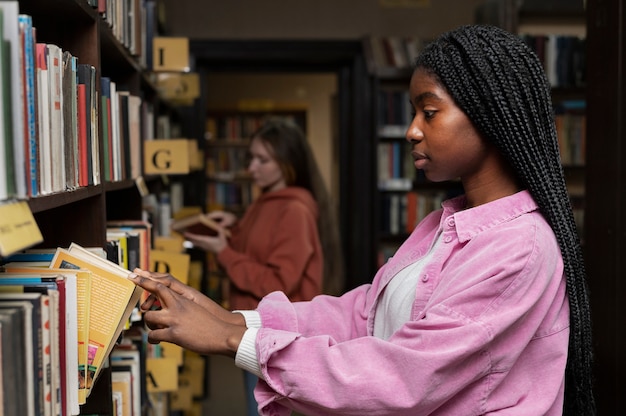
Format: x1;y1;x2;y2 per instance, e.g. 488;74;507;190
0;3;153;202
0;243;143;416
87;0;158;72
206;180;260;213
0;214;210;415
380;190;448;237
205;114;301;141
555;100;586;166
521;33;586;88
206;143;251;179
377;141;417;191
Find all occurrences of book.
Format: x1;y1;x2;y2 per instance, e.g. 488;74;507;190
77;64;94;186
0;2;26;198
106;220;152;271
0;274;59;416
50;243;143;397
111;346;141;416
0;292;44;416
100;76;113;182
18;14;37;198
170;213;230;237
35;42;51;195
0;306;28;415
0;273;71;415
1;268;92;407
46;43;65;193
62;51;78;190
76;82;87;187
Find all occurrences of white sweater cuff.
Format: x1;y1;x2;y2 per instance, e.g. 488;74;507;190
234;327;262;378
232;310;262;328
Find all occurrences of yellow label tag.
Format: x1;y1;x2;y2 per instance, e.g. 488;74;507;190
149;249;190;284
152;37;190;72
0;201;43;256
144;139;191;175
146;357;179;392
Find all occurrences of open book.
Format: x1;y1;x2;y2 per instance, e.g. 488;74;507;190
49;243;143;398
170;213;231;238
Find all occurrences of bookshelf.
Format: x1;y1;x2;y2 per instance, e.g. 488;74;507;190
0;0;165;414
516;5;587;239
476;0;587;238
363;37;463;266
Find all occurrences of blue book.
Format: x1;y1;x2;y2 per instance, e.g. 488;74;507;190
18;14;38;196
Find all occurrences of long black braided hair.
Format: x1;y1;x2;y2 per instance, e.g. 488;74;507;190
414;25;595;415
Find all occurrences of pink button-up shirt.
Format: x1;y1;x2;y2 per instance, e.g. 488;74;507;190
252;190;568;415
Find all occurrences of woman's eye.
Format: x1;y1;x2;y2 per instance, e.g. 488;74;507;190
423;110;435;119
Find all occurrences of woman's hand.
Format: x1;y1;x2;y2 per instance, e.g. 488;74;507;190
130;268;245;326
128;271;246;356
207;211;237;228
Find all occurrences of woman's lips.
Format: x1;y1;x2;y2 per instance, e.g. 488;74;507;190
412;151;428;169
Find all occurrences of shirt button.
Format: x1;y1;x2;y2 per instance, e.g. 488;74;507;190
447;218;455;227
421;274;429;282
443;235;453;243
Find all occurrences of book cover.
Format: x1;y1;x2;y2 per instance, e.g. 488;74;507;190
50;243;142;397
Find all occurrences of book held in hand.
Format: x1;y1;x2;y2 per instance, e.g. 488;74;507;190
170;214;230;238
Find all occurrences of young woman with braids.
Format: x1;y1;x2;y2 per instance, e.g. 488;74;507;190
128;25;594;415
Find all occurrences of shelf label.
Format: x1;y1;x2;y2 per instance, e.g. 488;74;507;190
155;72;199;104
150;249;190;285
153;37;190;72
144;139;191;175
146;357;179;392
0;200;43;256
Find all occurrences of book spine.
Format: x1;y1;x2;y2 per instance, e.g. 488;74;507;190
18;15;38;196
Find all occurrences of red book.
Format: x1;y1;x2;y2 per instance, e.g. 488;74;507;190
77;84;88;187
406;191;418;233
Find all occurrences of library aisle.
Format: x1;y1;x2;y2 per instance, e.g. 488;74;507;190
202;355;248;414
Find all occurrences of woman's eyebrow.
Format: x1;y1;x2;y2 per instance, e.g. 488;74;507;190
414;91;443;105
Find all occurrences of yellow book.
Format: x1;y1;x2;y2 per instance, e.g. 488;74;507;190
50;243;142;397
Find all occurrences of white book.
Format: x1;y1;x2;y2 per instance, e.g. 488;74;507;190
0;2;26;198
110;81;121;181
128;95;142;179
47;44;65;193
62;272;80;416
35;43;51;195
